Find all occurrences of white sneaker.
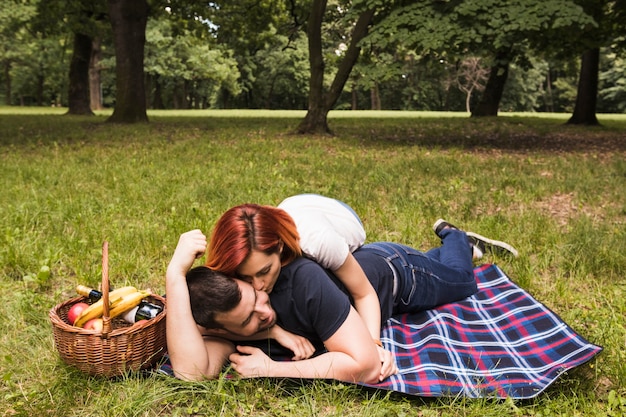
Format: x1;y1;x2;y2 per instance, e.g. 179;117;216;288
433;219;519;259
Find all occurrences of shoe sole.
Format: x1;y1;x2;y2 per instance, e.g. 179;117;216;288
433;219;456;237
466;232;519;258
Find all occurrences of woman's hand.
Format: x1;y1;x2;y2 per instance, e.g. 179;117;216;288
229;345;274;378
377;345;398;381
270;325;316;360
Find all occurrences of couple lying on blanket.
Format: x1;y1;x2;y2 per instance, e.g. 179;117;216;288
166;196;518;384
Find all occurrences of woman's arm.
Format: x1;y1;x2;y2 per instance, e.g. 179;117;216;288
334;253;397;379
333;253;382;343
202;324;316;360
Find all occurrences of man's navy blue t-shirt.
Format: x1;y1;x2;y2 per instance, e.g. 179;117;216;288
267;252;394;353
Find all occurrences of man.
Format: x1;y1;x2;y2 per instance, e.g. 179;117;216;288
165;222;517;383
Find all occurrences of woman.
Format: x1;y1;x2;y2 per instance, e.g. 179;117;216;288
205;194;386;359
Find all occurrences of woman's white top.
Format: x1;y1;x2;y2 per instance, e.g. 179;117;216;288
278;194;366;271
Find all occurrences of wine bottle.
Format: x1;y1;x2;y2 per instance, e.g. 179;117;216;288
122;300;164;323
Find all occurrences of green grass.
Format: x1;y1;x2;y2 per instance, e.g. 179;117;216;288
1;108;625;416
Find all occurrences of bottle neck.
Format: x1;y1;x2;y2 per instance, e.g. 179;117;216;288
76;285;103;300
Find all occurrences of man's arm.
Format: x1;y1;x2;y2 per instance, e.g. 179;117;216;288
229;306;381;384
166;230;236;381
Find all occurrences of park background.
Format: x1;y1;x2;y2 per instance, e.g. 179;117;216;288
1;1;626;416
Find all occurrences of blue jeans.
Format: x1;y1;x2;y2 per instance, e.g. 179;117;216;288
361;229;477;313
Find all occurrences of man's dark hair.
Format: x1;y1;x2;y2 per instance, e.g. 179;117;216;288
186;266;241;329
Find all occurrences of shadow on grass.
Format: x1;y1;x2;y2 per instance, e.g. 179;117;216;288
337;120;626;153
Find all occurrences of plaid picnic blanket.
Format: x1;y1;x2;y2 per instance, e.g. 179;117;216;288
157;264;601;399
365;263;602;399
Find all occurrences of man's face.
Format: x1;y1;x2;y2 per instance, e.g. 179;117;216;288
214;279;277;337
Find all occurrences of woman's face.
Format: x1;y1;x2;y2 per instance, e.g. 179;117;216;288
237;249;282;293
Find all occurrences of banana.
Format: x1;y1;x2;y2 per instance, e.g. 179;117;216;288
73;286;138;327
108;290;152;319
108;286;139;299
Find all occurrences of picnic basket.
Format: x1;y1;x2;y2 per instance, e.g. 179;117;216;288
49;242;167;377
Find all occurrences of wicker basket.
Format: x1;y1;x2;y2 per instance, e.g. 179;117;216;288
49;242;167;377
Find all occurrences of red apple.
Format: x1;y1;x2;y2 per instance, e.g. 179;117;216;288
84;318;103;332
67;302;89;325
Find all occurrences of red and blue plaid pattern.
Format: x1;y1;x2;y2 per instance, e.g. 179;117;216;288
366;264;602;399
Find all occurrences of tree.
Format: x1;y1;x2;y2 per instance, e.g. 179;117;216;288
0;1;38;105
471;48;512;117
65;0;109;115
456;57;489;113
67;32;95;115
107;0;149;123
89;37;104;110
367;0;594;117
30;0;104;113
567;0;626;125
143;15;240;109
200;0;294;109
297;0;375;134
599;54;626;112
251;31;309;109
568;48;600;125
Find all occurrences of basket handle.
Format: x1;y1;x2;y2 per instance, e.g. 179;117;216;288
101;241;112;338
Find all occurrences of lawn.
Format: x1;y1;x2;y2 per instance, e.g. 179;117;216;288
1;108;625;416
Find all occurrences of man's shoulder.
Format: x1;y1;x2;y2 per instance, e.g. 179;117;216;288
277;257;338;294
282;256;325;275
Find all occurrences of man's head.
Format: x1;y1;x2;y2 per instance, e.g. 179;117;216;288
186;266;277;337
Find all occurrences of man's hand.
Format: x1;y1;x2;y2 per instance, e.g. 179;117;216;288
167;229;207;278
269;325;316;360
229;345;273;378
377;346;398;381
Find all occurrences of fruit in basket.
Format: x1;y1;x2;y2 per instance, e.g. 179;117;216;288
73;286;138;327
84;318;104;332
108;290;152;319
67;302;89;325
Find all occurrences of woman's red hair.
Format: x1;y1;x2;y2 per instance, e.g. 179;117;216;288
206;204;301;276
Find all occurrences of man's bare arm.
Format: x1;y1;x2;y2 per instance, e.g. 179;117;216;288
165;230;235;381
229;307;380;384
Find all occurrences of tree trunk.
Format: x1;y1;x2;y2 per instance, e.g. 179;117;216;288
297;0;327;134
36;71;44;106
567;48;600;126
107;0;149;123
4;62;10;105
297;1;375;134
465;86;474;113
183;80;191;109
544;68;554;113
89;37;103;111
152;75;164;109
67;32;94;115
471;52;510;117
370;83;381;110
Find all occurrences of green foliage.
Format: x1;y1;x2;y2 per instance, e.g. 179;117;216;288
500;60;549;112
369;0;595;56
0;110;625;416
144;16;241;108
599;54;626;112
2;0;626;117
